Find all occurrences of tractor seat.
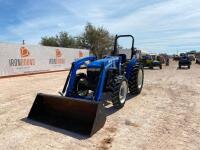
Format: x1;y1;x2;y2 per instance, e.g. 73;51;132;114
118;54;127;64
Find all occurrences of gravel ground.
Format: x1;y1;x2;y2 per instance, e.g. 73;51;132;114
0;60;200;150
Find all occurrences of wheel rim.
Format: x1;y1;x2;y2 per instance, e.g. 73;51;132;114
119;81;128;104
137;69;143;89
77;78;88;96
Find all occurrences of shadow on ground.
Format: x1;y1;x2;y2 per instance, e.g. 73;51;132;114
176;67;190;70
143;67;162;70
21;118;89;140
104;93;137;116
21;93;138;139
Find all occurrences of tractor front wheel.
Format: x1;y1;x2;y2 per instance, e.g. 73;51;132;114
111;76;128;109
129;64;144;95
73;73;88;97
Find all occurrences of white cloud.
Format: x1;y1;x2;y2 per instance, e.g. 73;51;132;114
101;0;200;53
1;0;200;53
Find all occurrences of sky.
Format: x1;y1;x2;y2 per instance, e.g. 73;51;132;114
0;0;200;54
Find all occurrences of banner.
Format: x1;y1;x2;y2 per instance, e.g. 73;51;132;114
0;43;89;77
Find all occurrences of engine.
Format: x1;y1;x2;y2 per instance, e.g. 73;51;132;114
86;56;119;92
87;67;101;91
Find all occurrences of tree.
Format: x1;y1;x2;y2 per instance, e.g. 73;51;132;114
77;23;114;58
41;32;76;48
57;32;76;48
41;36;59;47
40;23;114;58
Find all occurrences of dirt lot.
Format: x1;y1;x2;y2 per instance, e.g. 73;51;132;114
0;61;200;150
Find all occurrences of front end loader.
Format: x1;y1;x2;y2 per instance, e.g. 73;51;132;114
28;35;144;136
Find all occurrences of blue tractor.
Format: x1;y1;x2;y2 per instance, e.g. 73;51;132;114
28;35;144;136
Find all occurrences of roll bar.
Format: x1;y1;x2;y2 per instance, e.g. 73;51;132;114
112;35;135;59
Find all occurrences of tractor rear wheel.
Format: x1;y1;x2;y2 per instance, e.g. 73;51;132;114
111;76;128;109
129;64;144;95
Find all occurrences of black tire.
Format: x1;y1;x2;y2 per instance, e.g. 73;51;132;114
111;76;128;109
128;64;144;95
179;64;181;69
188;65;190;69
73;73;88;96
160;64;162;69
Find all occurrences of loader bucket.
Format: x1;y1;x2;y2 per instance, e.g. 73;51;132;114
28;93;106;136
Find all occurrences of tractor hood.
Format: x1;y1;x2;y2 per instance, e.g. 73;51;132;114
87;56;119;69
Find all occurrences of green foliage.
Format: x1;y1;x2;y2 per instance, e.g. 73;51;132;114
57;32;76;48
41;36;59;47
40;23;114;58
41;32;76;48
77;23;114;58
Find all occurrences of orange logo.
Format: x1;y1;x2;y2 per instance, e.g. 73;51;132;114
56;49;62;58
79;51;83;58
9;46;35;66
49;49;65;64
20;46;30;57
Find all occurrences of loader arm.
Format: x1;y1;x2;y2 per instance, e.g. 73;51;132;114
65;56;96;97
94;56;121;101
65;55;121;102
